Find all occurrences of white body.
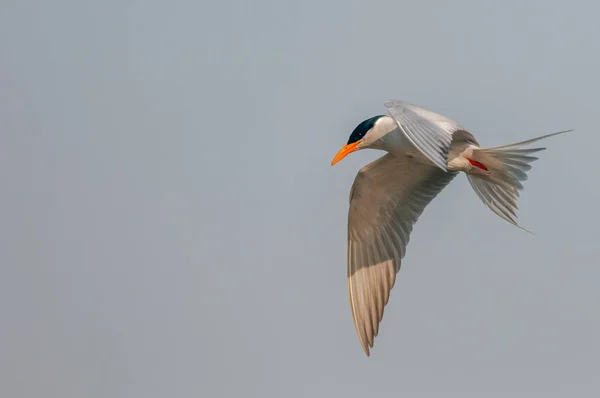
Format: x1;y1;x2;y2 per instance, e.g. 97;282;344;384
364;114;481;173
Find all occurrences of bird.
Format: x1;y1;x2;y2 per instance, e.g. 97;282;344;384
331;99;570;356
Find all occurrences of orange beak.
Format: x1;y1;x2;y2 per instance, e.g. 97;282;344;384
331;141;360;166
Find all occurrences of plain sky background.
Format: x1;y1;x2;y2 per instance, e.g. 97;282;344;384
1;0;599;397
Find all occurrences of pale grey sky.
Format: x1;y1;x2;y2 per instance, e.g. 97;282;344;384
1;0;599;397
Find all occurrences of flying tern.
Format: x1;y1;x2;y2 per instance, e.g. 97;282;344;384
331;99;570;356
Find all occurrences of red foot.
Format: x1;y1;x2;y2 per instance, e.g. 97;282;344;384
467;158;488;171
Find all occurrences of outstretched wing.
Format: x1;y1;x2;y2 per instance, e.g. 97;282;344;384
384;100;468;171
347;153;457;356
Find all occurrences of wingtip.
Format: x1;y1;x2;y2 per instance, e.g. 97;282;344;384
363;346;371;357
357;335;372;357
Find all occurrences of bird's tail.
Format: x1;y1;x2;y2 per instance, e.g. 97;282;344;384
465;130;571;232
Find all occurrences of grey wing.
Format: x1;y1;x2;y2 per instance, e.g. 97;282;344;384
384;100;468;171
347;153;457;356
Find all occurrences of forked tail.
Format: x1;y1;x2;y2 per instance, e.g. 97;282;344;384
465;130;571;232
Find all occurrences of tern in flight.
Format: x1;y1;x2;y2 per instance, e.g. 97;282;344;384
331;100;570;356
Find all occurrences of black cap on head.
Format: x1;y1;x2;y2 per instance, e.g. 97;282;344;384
347;115;385;144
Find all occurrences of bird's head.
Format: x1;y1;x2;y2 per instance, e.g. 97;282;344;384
331;115;394;165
